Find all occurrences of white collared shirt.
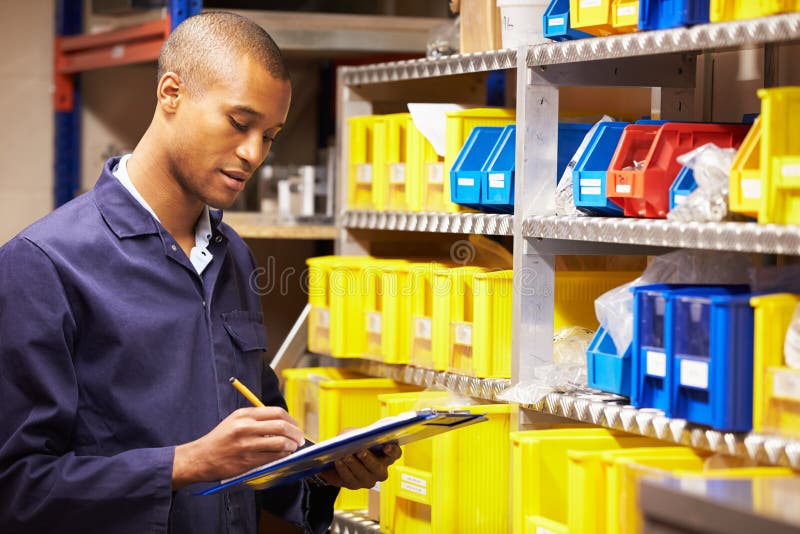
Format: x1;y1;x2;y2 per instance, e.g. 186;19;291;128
113;154;214;274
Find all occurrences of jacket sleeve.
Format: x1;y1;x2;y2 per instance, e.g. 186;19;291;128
257;359;339;533
0;238;174;534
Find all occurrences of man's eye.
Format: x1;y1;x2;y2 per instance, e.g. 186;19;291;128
263;134;276;143
229;117;247;132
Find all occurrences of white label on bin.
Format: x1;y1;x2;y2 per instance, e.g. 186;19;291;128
389;163;406;184
680;359;709;390
582;187;601;196
414;317;433;341
617;5;637;16
356;164;372;184
616;184;632;194
679;477;708;496
457;177;475;187
741;179;761;199
674;194;688;205
428;162;444;184
316;308;330;328
782;164;800;177
773;370;800;401
646;351;667;378
401;473;427;487
580;0;601;7
580;178;602;187
549;17;565;27
400;481;427;496
454;323;473;346
489;173;505;189
367;312;382;334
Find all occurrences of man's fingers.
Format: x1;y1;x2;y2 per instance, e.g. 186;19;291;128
333;459;361;490
353;450;389;481
253;419;305;447
246;406;300;427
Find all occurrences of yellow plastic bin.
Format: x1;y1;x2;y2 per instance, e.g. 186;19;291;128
306;255;338;355
408;263;449;369
752;293;800;437
361;259;407;361
406;116;443;213
431;266;486;372
382;399;515;534
711;0;800;22
554;270;640;331
569;0;630;36
348;115;380;210
568;446;698;534
374;113;411;212
282;368;420;510
327;257;377;358
510;428;664;534
437;108;515;213
729;116;762;219
758;87;800;225
611;0;640;32
451;270;514;378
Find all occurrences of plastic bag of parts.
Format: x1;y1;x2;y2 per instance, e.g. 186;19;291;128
497;327;596;404
666;143;737;223
595;249;754;354
555;116;615;216
427;16;460;58
409;384;476;411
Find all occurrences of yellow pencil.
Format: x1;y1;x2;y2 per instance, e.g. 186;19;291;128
229;376;265;407
229;376;312;444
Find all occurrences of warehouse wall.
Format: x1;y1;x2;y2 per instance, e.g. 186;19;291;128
0;0;54;245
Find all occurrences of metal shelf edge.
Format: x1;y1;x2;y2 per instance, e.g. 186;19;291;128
342;210;514;235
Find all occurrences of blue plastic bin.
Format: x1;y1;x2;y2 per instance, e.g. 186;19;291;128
557;123;593;183
667;288;754;432
587;326;632;397
481;125;516;213
638;0;711;30
450;126;505;209
543;0;592;41
573;122;629;216
669;166;696;210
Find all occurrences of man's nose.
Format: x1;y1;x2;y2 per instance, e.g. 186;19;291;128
235;132;263;169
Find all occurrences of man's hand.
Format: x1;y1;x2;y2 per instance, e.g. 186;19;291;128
317;444;402;490
172;407;305;489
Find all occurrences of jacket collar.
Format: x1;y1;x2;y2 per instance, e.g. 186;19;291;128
93;157;224;239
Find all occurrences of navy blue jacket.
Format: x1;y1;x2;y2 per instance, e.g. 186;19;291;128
0;158;338;533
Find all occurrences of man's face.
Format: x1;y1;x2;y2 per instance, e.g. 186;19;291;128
169;55;291;209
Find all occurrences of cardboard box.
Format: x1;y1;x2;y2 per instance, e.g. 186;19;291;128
459;0;503;53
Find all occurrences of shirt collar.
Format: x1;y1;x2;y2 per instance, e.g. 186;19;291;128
94;157;224;240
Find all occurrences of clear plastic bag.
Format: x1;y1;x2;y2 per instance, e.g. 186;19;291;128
426;17;459;58
666;143;737;222
555;116;615;216
595;249;754;354
498;327;595;404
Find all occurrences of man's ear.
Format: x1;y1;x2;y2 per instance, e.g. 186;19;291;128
157;72;183;114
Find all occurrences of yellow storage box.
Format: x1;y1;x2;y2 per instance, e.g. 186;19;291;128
373;113;411;212
409;263;448;369
438;108;515;213
611;0;640;32
347;115;380;210
361;259;408;361
510;428;664;534
554;270;640;331
569;0;632;36
710;0;800;22
282;367;420;510
729;116;762;218
327;257;376;358
382;399;515;534
752;293;800;437
758;87;800;225
431;266;486;371
406;116;444;213
451;269;514;378
306;255;338;355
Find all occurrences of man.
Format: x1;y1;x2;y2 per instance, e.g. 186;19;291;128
0;11;399;533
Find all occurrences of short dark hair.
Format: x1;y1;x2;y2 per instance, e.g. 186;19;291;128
158;11;289;94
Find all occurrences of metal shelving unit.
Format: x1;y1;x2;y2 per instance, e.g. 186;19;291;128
342;210;513;236
330;510;381;533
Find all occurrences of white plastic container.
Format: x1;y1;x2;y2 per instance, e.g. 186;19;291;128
496;0;549;49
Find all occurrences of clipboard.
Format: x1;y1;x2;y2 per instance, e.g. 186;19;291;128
198;409;486;495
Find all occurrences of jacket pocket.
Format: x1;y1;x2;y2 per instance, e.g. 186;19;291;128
221;310;267;352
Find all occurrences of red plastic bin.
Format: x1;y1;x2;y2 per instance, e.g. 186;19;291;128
607;123;751;218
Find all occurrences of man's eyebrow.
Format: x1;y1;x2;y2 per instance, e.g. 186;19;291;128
232;105;263;118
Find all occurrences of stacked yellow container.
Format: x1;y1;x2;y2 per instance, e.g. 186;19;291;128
711;0;800;22
569;0;639;36
347;115;380;209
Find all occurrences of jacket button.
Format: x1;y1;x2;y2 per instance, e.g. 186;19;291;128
171;244;177;252
215;235;223;243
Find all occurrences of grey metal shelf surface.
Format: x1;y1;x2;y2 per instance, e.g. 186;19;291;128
527;13;800;66
523;215;800;255
341;49;518;84
331;510;381;533
334;359;800;470
341;210;514;236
